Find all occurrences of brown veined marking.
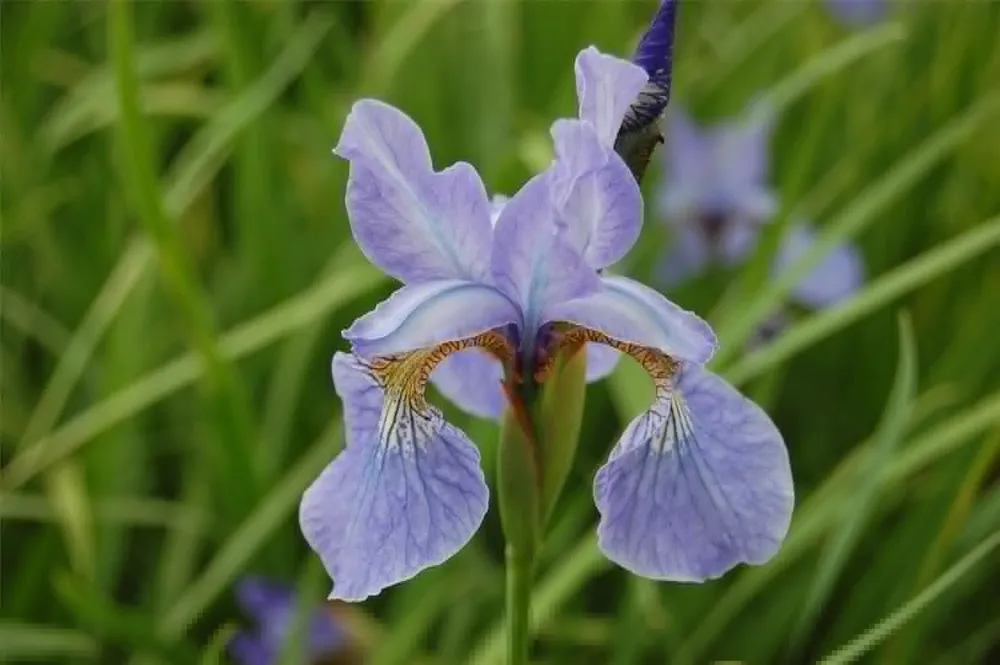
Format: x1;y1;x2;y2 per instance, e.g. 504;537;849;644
535;324;680;397
363;330;515;413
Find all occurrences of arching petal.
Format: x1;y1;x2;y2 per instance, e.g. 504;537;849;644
547;275;717;365
575;46;648;146
431;350;507;420
344;280;520;358
551;120;643;269
594;362;793;581
335;99;493;283
491;172;601;329
774;222;865;309
301;353;491;601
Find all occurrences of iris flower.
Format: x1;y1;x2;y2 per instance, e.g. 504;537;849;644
300;42;793;601
229;577;345;665
656;107;777;285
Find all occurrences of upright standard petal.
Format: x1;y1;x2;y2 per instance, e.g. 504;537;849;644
575;46;649;146
827;0;886;26
300;353;493;601
551;120;643;269
546;275;717;365
431;350;507;420
344;280;521;358
594;361;793;581
334;100;493;283
774;222;865;310
491;172;602;332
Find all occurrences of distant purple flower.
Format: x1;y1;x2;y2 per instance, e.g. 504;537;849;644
776;221;865;309
826;0;887;26
229;577;343;665
656;107;777;284
300;26;792;600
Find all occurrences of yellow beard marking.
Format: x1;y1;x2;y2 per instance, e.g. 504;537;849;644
361;331;514;450
542;325;680;398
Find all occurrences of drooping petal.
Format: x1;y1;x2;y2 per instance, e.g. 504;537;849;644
547;275;717;365
228;631;273;665
594;361;793;581
334;99;493;283
491;172;602;330
431;350;507;420
344;280;521;358
774;222;865;309
551;120;643;269
575;46;649;146
301;353;491;601
586;343;620;382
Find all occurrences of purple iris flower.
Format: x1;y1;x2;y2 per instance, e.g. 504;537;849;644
777;221;865;310
299;43;793;601
228;577;344;665
656;107;777;285
826;0;887;26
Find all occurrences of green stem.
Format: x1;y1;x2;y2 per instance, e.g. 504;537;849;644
505;545;534;665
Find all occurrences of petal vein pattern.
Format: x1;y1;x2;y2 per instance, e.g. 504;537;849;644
300;337;511;600
335;100;493;283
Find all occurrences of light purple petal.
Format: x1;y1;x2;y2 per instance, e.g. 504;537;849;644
658;109;776;226
547;275;717;365
719;218;763;266
827;0;887;26
235;577;293;625
431;350;507;420
491;172;602;328
551;120;643;269
489;194;509;227
656;223;711;287
586;343;620;382
306;609;344;656
575;46;649;146
344;280;520;358
774;222;865;309
332;352;382;447
228;631;273;665
594;363;793;581
334;99;493;283
301;355;489;601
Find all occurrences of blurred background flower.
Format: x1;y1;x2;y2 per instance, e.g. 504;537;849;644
3;1;1000;664
229;577;345;665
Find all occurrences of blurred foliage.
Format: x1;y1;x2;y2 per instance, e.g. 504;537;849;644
2;1;1000;664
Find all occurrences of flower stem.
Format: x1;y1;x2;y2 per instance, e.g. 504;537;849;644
505;544;534;665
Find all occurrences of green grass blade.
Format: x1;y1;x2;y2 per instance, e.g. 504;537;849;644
0;623;97;661
712;92;1000;367
817;530;1000;665
788;313;918;653
1;255;383;490
725;215;1000;386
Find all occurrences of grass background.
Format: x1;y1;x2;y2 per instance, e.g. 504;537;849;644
2;0;1000;663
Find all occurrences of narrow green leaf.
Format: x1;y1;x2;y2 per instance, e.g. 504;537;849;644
726;215;1000;386
538;347;588;525
818;530;1000;665
712;93;1000;367
789;313;918;652
0;623;97;661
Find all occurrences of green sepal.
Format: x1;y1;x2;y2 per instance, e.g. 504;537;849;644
538;345;588;526
497;399;541;558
